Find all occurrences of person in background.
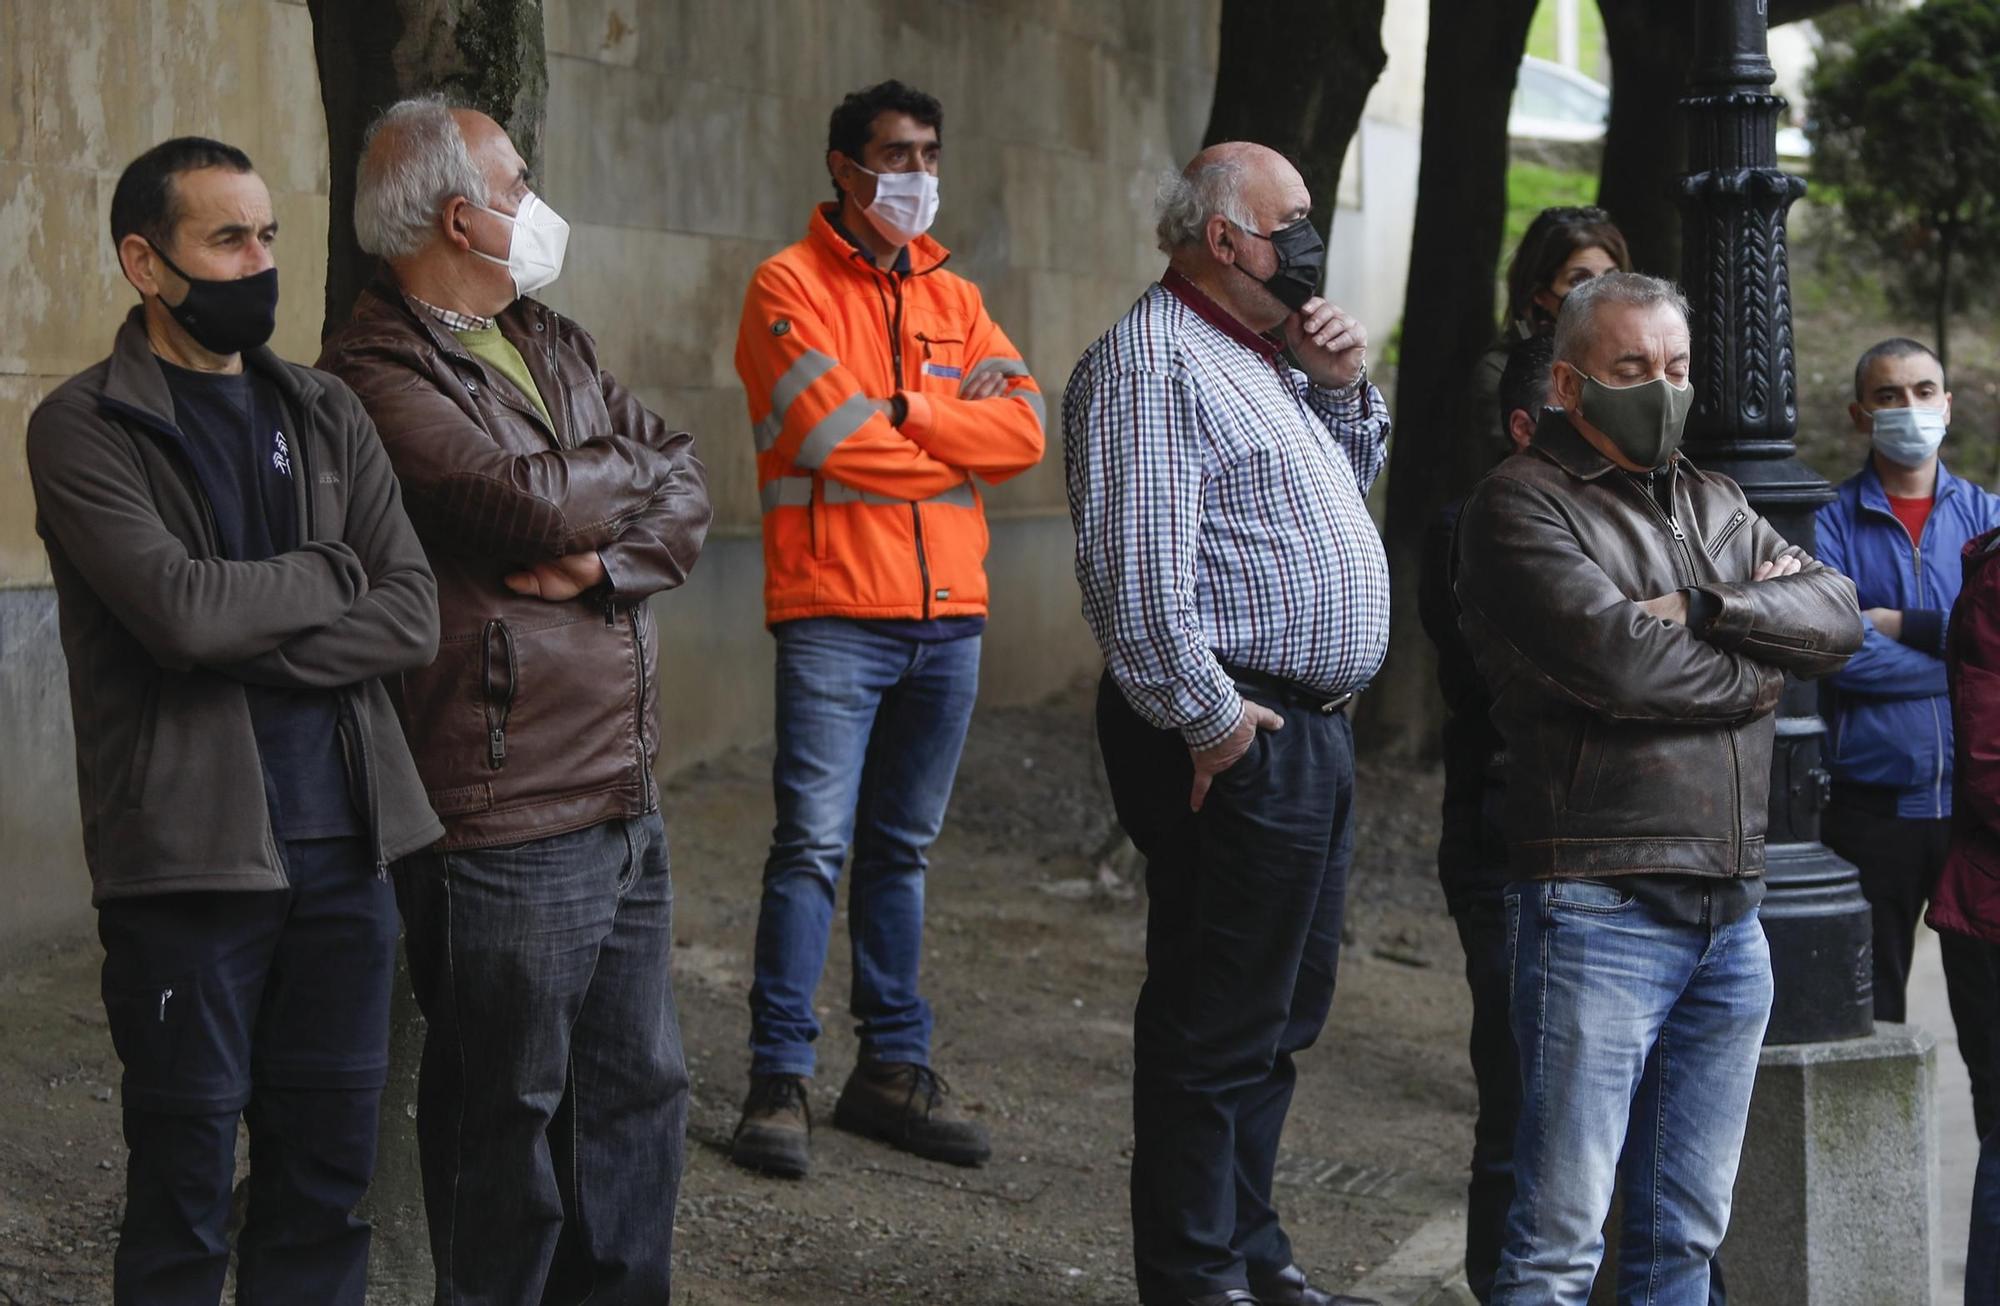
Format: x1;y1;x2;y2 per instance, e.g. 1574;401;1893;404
320;96;712;1305
1067;140;1386;1306
1417;332;1552;1303
1467;207;1630;466
729;78;1045;1181
1815;337;2000;1141
1930;519;2000;1303
26;136;441;1303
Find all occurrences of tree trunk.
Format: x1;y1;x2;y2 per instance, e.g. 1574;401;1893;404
1595;1;1698;277
1936;222;1955;375
1201;0;1388;241
306;0;548;341
1364;0;1539;761
304;5;546;1294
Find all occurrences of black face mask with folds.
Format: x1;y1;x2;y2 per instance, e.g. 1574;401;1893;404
148;242;279;356
1235;216;1327;312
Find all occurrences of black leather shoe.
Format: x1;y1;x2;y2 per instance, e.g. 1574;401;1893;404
1248;1262;1379;1306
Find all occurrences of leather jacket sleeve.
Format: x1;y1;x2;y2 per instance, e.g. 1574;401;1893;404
220;382;442;689
594;366;713;600
1456;472;1783;724
327;339;684;565
1693;513;1864;680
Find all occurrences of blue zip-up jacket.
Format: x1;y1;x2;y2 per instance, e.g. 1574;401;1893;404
1816;458;2000;818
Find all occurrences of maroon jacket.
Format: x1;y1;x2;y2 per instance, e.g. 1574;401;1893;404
1934;526;2000;943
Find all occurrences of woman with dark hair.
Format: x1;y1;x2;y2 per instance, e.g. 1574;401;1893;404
1468;206;1631;461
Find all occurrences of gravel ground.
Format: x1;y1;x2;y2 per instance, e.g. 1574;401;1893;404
0;679;1477;1305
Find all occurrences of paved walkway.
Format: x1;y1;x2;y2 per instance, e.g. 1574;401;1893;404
1909;928;1976;1306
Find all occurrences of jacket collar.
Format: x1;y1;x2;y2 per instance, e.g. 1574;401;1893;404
100;305;320;436
1161;268;1283;362
807;202;949;278
1855;453;1961;514
1526;408;1649;483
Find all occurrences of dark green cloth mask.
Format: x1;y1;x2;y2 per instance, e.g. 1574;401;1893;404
1578;373;1694;469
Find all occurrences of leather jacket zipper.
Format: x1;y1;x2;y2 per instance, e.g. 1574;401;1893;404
482;619;516;769
630;605;656;813
1705;508;1749;559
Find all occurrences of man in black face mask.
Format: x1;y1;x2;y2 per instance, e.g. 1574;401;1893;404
1453;273;1862;1304
25;136;441;1303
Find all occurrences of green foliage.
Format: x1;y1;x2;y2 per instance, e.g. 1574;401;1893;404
1502;161;1598;279
1526;1;1608;77
1809;0;2000;366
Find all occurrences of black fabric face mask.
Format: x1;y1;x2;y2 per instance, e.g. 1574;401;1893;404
1236;216;1327;312
148;242;279;356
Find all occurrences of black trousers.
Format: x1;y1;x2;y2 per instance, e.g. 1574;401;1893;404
97;837;398;1306
1824;799;2000;1138
1097;673;1356;1303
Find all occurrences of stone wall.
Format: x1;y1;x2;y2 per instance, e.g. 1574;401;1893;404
0;0;1219;952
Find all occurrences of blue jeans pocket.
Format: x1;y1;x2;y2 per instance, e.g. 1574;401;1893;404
1546;878;1637;914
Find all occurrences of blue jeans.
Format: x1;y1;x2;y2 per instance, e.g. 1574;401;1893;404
1493;880;1772;1306
394;813;687;1305
749;619;980;1077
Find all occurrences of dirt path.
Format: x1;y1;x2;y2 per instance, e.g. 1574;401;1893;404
0;680;1477;1304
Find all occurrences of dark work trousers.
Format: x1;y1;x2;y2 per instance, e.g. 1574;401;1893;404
1824;798;2000;1138
1097;673;1355;1304
393;812;688;1306
96;837;398;1306
1453;897;1730;1305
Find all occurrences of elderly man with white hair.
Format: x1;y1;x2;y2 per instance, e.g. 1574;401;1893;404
318;96;712;1305
1064;141;1388;1306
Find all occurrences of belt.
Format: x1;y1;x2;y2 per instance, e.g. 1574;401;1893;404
1221;664;1358;717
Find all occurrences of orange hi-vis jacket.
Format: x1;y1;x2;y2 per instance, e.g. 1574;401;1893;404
735;205;1046;625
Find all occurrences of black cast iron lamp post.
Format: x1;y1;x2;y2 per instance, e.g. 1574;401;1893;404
1677;0;1874;1044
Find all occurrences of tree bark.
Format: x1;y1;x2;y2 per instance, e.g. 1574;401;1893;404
1364;0;1540;761
1201;0;1388;241
306;0;548;341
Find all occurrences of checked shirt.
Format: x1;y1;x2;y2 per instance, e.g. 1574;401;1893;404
1063;270;1391;749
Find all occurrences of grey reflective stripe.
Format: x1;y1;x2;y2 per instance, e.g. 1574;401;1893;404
793;393;876;468
821;479;976;510
755;349;839;451
967;356;1031;382
758;477;813;513
1013;388;1046;431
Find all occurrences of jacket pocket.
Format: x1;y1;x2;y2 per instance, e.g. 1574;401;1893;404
1705;507;1750;560
1563;717;1604;813
482;619;516;771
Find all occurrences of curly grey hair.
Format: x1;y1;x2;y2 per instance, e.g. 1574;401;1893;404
1552;271;1691;366
353;95;489;260
1154;159;1257;254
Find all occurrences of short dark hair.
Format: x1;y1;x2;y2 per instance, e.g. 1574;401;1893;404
826;80;943;197
109;136;256;253
1504;205;1632;332
1853;337;1945;401
1499;333;1557;438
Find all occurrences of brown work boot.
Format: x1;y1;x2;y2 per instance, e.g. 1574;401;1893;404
832;1059;991;1167
730;1073;812;1178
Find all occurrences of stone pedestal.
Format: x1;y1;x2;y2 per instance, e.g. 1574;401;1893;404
1719;1024;1939;1305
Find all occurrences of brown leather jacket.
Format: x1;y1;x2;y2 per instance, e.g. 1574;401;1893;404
319;275;712;850
1456;411;1862;880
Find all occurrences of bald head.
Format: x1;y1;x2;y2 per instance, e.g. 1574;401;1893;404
1154;140;1311;333
354;97;529;261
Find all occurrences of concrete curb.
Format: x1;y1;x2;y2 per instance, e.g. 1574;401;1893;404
1345;1208;1476;1306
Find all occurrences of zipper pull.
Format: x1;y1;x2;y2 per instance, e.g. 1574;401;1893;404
603;594;617;628
158;988;173;1022
1667;516;1687;542
489;727;506;765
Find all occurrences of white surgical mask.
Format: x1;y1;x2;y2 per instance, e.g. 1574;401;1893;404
857;167;940;248
1870;405;1948;469
472;191;570;298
